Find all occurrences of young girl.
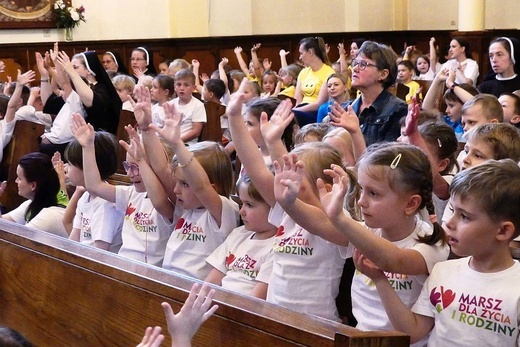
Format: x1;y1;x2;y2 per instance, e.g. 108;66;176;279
65;128;124;253
260;70;277;97
413;55;435;80
275;64;301;98
314;142;448;341
133;90;239;279
205;173;276;298
158;59;172;75
317;73;350;123
397;60;421;104
227;79;347;321
150;74;175;128
1;152;67;237
70;114;173;266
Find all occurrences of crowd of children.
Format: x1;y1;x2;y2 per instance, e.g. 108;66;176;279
0;33;520;346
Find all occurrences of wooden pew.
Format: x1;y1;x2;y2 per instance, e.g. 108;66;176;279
0;220;409;347
0;120;44;211
200;101;225;143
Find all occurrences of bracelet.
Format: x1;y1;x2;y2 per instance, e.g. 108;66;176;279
450;82;459;90
40;79;50;83
138;125;150;133
178;155;194;168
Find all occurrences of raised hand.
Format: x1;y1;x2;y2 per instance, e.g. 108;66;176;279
128;85;153;129
191;59;200;69
234;46;243;55
259;98;294;145
225;78;248;118
337;43;346;56
262;58;272;71
70;113;94;147
200;72;209;83
120;125;144;162
49;42;59;63
317;164;349;220
403;98;421;137
0;60;4;73
251;43;261;52
279;49;289;58
162;283;218;346
56;51;74;75
0;181;7;198
134;68;144;80
219;57;229;68
16;69;35;86
273;153;305;206
136;326;164;347
35;52;48;77
328;103;360;134
149;101;183;146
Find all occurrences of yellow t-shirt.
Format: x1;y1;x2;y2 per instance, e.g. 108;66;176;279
279;85;296;98
298;64;335;104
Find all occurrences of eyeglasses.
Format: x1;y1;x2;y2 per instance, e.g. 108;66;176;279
130;58;146;62
351;59;378;70
123;161;140;175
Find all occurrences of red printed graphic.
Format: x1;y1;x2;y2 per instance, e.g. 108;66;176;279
430;286;456;313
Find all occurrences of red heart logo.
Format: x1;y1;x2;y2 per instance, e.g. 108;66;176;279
275;225;285;237
125;203;136;217
175;217;185;230
225;253;235;267
441;287;456;309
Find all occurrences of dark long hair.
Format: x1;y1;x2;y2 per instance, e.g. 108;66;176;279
18;152;60;222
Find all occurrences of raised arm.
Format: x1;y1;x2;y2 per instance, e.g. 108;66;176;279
329;102;366;162
218;57;230;91
250;43;263;78
5;69;35;123
70;113;117;203
445;69;473;104
353;249;434;343
429;37;438;73
56;50;94;107
234;46;251;78
35;52;52;105
151;102;224;226
337;43;350;78
228;78;276;206
319;165;431;275
260;98;294;166
422;70;447;113
279;49;289;68
191;59;203;94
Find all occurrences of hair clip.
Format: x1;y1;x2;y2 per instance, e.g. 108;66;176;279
390;153;402;169
437;138;442;148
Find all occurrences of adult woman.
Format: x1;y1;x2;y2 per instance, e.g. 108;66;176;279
2;152;67;237
292;37;335;127
440;36;479;86
130;46;157;79
341;41;408;146
102;51;129;75
57;50;122;134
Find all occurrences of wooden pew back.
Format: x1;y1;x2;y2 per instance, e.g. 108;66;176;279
200;101;225;143
0;221;409;347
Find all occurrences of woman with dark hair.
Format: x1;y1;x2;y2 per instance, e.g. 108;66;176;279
2;152;67;237
292;36;335;127
337;41;408;146
56;50;122;135
440;36;479;86
102;51;129;75
130;46;157;79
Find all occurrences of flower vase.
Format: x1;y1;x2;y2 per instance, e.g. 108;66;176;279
65;27;73;42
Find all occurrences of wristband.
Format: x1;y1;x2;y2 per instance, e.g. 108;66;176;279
40;79;49;83
178;155;194;168
450;82;459;90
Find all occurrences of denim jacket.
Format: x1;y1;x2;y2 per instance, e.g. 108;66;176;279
346;90;407;146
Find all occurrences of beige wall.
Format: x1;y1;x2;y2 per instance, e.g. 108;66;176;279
0;0;517;44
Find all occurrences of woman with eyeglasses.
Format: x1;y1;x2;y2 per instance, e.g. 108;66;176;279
130;46;157;81
335;41;408;146
292;36;335;127
102;51;129;75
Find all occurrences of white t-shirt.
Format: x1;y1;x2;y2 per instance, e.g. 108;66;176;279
441;59;479;86
162;195;239;279
412;258;520;346
115;185;173;266
6;200;68;237
151;103;166;128
206;226;274;295
15;105;53;131
350;217;449;346
257;203;347;322
170;97;207;145
0;117;16;163
73;192;124;253
43;91;86;144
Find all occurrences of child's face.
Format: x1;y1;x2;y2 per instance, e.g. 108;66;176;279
244;112;264;148
444;194;498;258
248;61;255;76
151;79;168;103
238;185;276;237
397;65;413;82
498;95;518;124
65;163;84;187
461;138;494;170
174;78;195;103
280;72;292;87
243;84;256;102
116;86;131;103
415;57;429;74
461;104;490;134
158;63;169;75
445;100;463;123
201;85;212;102
15;165;34;200
124;154;145;193
173;167;203;209
262;76;276;94
327;77;347;100
356;164;416;232
350;43;359;59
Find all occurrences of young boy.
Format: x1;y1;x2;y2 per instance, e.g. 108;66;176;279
355;159;520;346
169;69;206;145
498;92;520;128
65;128;124;253
112;74;136;111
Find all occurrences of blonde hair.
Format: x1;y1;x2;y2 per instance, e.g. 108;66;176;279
112;74;136;93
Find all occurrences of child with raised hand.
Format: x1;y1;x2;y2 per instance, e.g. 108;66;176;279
397;60;421;104
315;142;448;341
70;114;172;266
145;101;239;279
205;172;276;298
66;123;124;253
355;159;520;346
227;78;348;321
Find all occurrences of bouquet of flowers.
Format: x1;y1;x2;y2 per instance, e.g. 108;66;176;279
53;0;86;29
